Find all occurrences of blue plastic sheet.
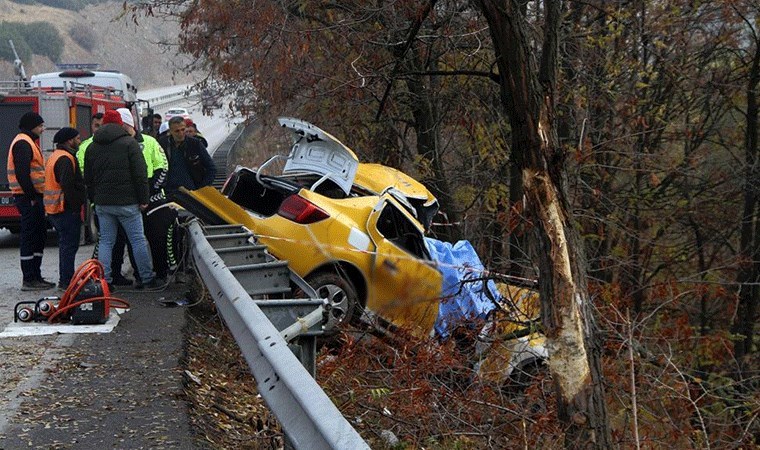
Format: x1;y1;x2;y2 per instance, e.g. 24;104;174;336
425;238;498;339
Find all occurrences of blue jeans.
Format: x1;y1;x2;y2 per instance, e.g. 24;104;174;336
95;204;154;284
48;211;82;287
15;195;47;282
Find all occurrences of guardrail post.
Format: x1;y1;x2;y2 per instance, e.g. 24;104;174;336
188;220;369;449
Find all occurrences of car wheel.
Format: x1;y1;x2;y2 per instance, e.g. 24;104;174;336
305;272;360;331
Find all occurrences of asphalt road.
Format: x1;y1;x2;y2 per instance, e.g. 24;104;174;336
0;100;239;448
161;100;242;156
0;228;204;448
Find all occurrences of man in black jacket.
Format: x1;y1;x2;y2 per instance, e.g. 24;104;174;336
7;112;55;290
44;127;86;290
159;116;216;195
83;110;160;289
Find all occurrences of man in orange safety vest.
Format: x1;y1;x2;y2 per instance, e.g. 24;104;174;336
44;127;86;290
6;112;55;290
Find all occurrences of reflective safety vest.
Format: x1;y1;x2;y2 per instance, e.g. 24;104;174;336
43;150;76;215
76;136;93;174
140;133;168;176
7;133;45;195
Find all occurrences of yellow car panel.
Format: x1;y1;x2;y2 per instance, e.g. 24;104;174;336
475;283;547;383
355;163;436;203
184;185;442;336
365;196;441;334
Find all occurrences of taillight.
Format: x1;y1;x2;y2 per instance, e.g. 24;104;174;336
278;195;330;224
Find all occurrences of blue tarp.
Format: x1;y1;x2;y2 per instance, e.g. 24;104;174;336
425;238;498;339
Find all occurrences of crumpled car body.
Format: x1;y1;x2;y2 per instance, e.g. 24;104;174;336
275;117;440;230
180;118;443;335
424;238;547;381
474;283;547;383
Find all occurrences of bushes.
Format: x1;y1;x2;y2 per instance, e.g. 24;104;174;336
0;21;63;64
69;23;96;52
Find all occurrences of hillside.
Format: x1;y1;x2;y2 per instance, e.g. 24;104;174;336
0;0;193;90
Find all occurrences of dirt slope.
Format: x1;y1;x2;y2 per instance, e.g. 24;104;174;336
0;0;193;90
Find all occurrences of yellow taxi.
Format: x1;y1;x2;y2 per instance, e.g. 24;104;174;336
183;118;443;336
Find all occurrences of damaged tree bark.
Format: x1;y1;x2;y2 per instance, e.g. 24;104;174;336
475;1;611;447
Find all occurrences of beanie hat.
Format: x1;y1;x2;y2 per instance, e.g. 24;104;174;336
116;108;135;128
19;112;44;130
184;118;194;127
158;121;169;135
102;110;123;126
53;127;79;144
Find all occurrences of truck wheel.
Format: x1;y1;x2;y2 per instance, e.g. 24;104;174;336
7;225;20;234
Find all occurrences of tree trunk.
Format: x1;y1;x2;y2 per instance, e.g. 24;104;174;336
402;48;461;241
475;1;611;447
733;38;760;364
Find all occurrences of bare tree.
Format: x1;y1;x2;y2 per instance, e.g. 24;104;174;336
473;1;611;447
731;1;760;367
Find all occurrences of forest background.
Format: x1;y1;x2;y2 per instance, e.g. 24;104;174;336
135;1;760;448
4;0;760;448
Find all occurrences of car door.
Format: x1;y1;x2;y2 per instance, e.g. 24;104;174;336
365;195;442;334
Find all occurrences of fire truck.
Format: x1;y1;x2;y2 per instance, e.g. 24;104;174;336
0;67;138;235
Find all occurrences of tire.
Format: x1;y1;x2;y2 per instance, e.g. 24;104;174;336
6;225;20;234
305;271;360;331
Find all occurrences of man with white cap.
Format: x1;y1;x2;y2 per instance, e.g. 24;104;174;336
112;108;173;286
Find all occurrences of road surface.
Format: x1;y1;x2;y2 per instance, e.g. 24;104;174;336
0;97;240;446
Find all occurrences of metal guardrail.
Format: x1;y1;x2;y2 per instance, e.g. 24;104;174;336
187;220;369;449
139;84;199;110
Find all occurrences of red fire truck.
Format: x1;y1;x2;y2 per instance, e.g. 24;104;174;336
0;77;137;235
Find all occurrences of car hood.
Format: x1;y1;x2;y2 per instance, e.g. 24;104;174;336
355;163;435;204
278;117;359;196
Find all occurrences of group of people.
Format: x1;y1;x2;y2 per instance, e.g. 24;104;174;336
7;109;216;292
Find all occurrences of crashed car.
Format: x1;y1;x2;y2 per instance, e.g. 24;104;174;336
181;117;444;335
177;117;547;380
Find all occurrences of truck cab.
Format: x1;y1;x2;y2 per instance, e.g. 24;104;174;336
30;69;138;103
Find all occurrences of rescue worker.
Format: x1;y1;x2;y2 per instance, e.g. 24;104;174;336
7;112;55;290
84;110;159;289
44;127;86;290
77;112;103;245
77;112;104;165
78;112;133;283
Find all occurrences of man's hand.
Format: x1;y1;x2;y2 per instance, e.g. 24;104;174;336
140;203;148;211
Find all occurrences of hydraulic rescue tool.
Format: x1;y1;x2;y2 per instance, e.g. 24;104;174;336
14;259;129;325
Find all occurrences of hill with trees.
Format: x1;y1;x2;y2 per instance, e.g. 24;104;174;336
0;0;191;90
